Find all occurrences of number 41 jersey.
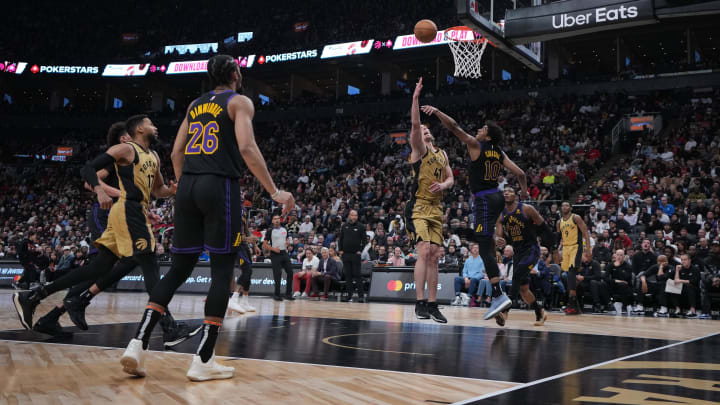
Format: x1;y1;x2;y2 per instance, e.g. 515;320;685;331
470;141;505;193
410;148;447;204
182;89;244;179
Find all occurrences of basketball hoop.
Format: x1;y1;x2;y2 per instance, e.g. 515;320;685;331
444;26;490;79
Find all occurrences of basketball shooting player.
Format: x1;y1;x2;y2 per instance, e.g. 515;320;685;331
421;105;527;322
406;78;454;323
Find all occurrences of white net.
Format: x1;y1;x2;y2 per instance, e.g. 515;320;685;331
445;30;488;79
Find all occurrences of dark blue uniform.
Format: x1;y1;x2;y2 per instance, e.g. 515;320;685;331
172;90;245;255
500;202;540;288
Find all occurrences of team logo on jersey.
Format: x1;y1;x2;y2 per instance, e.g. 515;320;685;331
135;238;148;251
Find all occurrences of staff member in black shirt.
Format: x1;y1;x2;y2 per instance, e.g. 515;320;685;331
264;215;295;301
606;249;633;314
668;254;701;317
338;210;367;302
576;254;608;313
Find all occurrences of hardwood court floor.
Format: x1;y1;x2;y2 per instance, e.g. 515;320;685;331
0;290;717;405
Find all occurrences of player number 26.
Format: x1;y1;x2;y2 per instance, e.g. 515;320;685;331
185;121;219;155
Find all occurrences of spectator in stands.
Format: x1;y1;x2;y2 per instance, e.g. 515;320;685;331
451;243;490;307
606;249;633;314
615;229;633;250
55;246;74;273
293;248;319;299
389;247;405;266
593;235;613;264
299;216;314;235
311;247;340;299
632;239;657;276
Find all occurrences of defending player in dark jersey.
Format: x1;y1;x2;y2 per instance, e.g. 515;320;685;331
421;104;528;321
121;55;294;382
494;186;555;327
405;78;454;323
12;116;178;333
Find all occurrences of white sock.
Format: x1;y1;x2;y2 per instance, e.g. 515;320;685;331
231;292;239;300
241;294;248;304
660;306;667;312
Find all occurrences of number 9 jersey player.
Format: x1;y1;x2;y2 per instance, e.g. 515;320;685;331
421;104;527;321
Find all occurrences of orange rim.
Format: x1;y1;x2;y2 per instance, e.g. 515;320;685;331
443;26;494;46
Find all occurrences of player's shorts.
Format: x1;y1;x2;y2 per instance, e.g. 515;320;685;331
513;244;540;287
561;243;583;272
171;174;243;255
473;188;505;240
238;243;252;268
94;199;154;258
405;198;443;246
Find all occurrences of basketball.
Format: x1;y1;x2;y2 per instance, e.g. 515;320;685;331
414;19;438;43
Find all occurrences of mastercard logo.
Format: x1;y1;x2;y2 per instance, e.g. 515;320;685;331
386;280;403;291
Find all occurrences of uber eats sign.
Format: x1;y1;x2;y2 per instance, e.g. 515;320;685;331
505;0;656;42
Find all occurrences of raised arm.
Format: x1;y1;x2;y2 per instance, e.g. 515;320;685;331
501;152;528;199
422;105;479;149
409;78;427;162
230;95;294;216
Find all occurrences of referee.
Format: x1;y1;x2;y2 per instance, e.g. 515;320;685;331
263;215;295;301
338;210;367;302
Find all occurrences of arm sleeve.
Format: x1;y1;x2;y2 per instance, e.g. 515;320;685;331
82;153;115;188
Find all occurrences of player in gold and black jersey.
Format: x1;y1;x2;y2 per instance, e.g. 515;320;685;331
495;186;556;327
405;78;454;323
13;115;178;334
421;105;528;322
558;201;591;315
121;55;294;381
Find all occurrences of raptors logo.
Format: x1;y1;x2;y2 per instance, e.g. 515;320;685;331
135;238;148;251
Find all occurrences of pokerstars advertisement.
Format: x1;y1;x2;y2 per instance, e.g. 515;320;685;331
28;65;100;74
256;49;318;65
102;64;150;77
320;40;374;59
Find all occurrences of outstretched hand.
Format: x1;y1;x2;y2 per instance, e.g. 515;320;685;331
413;77;423;98
421;105;438;116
